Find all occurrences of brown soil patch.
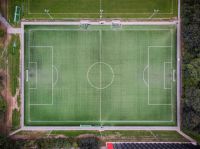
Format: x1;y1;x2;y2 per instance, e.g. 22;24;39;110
12;131;50;140
0;33;19;135
0;69;13;134
0;23;8;51
77;134;98;139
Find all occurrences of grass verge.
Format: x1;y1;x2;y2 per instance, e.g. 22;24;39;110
11;108;20;131
8;34;20;96
8;0;23;26
183;129;200;144
51;130;188;143
12;130;190;147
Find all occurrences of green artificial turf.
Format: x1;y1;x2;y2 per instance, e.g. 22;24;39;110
23;0;178;19
24;25;177;126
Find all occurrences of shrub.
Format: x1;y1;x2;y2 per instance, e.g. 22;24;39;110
36;138;71;149
0;134;19;149
0;29;5;38
0;96;7;117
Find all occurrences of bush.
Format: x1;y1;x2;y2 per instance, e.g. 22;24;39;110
0;96;7;117
77;136;100;149
0;134;19;149
182;0;200;137
36;138;71;149
0;29;5;38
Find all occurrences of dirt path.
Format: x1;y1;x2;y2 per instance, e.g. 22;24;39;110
0;32;19;134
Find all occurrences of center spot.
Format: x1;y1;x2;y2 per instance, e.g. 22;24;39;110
87;62;114;89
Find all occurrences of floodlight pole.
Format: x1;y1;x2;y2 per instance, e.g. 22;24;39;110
100;9;103;19
149;9;159;19
44;9;53;20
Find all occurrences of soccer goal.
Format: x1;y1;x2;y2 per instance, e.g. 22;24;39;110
80;20;90;29
14;6;21;23
112;20;122;29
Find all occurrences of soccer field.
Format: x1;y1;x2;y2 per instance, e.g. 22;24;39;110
24;24;177;126
24;0;178;19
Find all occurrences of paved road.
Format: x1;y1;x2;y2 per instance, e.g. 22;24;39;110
0;14;21;34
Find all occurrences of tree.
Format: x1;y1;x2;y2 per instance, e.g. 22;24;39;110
0;134;19;149
182;0;200;136
0;29;5;38
183;58;200;88
36;138;71;149
0;96;7;117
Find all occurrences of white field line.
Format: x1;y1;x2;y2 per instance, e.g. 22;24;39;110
21;21;177;26
22;17;178;20
26;70;28;82
27;0;173;15
170;29;174;122
173;69;176;81
29;45;53;48
143;65;149;87
87;62;115;90
52;65;59;86
148;11;157;19
99;30;102;123
27;12;174;15
29;62;37;89
150;130;157;140
24;29;176;32
46;12;53;20
22;126;178;131
28;30;31;121
148;46;172;106
29;120;173;123
25;28;176;123
52;46;54;105
30;103;53;106
47;130;52;137
164;62;172;89
178;130;197;145
9;128;22;136
28;45;54;106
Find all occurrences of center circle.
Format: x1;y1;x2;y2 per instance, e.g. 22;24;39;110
87;62;114;89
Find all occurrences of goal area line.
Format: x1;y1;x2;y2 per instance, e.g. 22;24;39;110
28;45;54;108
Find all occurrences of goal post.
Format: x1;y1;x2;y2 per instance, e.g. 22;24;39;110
112;20;122;29
80;20;90;29
29;62;37;89
14;6;21;23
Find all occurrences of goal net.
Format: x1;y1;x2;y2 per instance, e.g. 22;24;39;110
112;21;122;29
